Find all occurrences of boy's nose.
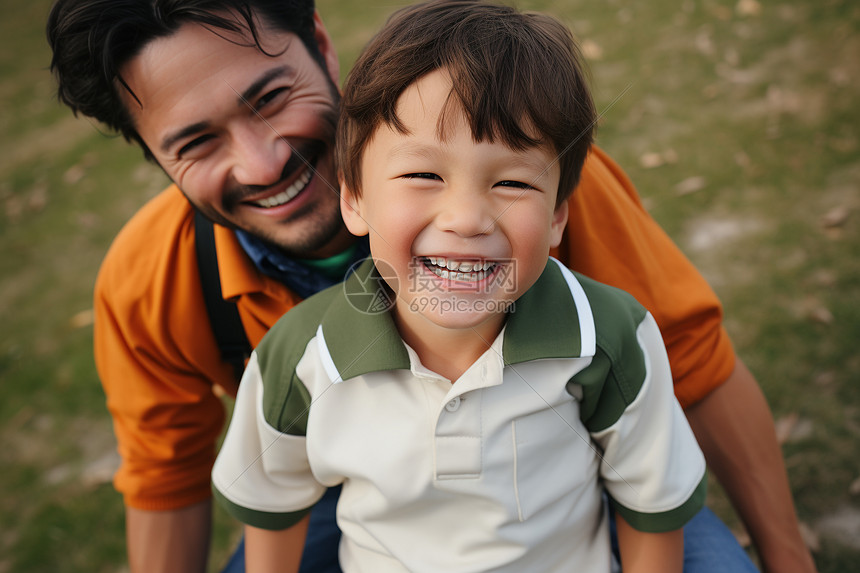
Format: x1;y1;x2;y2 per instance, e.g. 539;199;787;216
230;125;290;187
435;190;496;237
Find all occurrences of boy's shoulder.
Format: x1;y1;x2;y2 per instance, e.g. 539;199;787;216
536;258;650;341
551;263;663;430
568;268;649;334
255;279;345;375
255;257;400;382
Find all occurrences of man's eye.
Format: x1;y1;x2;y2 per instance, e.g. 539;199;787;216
401;173;441;181
257;87;289;109
178;135;215;157
496;180;535;190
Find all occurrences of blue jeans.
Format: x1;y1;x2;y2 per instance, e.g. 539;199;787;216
222;488;757;572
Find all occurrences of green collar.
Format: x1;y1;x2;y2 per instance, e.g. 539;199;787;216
320;258;594;381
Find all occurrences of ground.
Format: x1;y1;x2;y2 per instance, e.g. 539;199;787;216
0;0;858;570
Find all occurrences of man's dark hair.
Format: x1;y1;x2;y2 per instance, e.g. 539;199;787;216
47;0;321;158
337;0;596;206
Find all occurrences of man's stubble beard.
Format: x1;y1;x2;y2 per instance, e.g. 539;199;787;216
187;78;348;258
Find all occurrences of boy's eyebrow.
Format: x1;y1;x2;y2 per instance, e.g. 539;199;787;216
159;65;293;153
387;142;442;161
389;142;554;181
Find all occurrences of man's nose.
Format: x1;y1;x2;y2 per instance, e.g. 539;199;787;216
435;188;497;237
230;124;290;187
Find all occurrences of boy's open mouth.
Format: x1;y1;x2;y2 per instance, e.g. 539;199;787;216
421;256;497;282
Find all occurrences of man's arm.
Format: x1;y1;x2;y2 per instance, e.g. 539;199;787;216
615;513;683;573
685;358;817;573
126;500;212;573
245;517;309;573
92;191;251;570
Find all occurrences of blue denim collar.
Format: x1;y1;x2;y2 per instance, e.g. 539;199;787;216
235;230;370;299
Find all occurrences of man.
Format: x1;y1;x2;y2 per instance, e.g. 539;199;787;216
46;1;816;572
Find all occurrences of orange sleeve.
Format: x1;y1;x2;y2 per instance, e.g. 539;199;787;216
94;189;234;510
552;147;735;407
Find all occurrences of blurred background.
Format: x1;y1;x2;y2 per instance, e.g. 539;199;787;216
1;0;858;570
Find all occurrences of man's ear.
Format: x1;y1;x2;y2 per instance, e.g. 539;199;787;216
312;12;340;86
340;179;369;237
548;199;569;249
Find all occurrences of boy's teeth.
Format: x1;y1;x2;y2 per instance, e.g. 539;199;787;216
423;257;496;281
253;168;312;208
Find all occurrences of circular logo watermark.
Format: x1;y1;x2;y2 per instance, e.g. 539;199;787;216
343;257;397;315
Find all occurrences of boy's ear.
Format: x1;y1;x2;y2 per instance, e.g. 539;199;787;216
340;180;370;237
548;199;569;249
312;11;340;86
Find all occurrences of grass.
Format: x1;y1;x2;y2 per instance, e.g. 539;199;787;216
1;0;858;570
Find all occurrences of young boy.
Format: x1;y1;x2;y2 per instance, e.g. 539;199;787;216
213;2;706;571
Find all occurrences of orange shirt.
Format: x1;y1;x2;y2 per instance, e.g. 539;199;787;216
94;146;734;510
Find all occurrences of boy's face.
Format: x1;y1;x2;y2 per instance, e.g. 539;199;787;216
119;13;353;258
341;69;568;342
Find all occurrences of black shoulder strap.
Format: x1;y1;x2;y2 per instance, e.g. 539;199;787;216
194;210;252;382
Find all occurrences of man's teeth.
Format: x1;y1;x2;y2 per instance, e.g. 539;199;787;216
253;168;313;208
424;256;495;281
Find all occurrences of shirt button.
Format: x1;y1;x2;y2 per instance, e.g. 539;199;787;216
445;397;461;412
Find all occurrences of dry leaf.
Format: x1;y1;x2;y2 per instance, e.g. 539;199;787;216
27;185;48;212
662;149;678;164
774;413;798;445
674;176;706;195
708;4;733;21
736;0;762;17
813;371;836;387
639;153;664;169
820;205;850;229
776;413;815;443
810;269;837;287
640;150;679;169
694;30;715;56
70;309;95;329
850;476;860;496
81;450;121;488
76;212;99;229
63;164;86;185
829;68;850;87
799;521;820;553
581;39;603;60
807;305;834;325
732;528;751;548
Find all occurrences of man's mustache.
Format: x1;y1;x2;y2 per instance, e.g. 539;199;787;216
229;139;327;200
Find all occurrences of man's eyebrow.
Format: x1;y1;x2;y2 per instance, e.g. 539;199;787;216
159;65;294;153
160;121;210;153
238;65;293;105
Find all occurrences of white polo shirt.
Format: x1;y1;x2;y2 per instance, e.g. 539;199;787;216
213;258;706;573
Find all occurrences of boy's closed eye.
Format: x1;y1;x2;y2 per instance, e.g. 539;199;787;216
399;174;538;191
401;172;441;180
495;180;537;190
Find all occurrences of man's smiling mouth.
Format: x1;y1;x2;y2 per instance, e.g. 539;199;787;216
251;166;313;208
421;256;497;282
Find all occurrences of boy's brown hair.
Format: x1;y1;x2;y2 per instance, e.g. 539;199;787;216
336;0;596;207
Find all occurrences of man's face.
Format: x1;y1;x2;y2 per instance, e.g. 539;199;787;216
120;14;352;258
